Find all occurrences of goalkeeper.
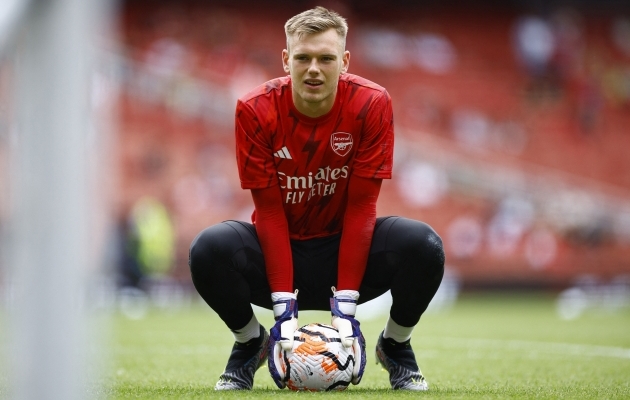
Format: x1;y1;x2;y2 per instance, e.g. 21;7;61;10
189;6;445;391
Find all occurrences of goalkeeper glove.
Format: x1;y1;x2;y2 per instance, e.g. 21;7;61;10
330;287;366;385
270;291;298;351
268;290;298;389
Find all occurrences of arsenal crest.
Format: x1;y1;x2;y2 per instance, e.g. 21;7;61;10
330;132;353;157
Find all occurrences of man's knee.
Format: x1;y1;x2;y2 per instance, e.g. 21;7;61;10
391;218;445;273
189;222;242;278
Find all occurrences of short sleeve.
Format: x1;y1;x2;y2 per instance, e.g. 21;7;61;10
235;100;278;189
352;91;394;179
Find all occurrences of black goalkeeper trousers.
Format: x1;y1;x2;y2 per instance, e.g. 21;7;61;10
189;216;445;331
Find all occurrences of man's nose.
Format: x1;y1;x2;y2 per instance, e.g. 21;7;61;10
307;59;320;73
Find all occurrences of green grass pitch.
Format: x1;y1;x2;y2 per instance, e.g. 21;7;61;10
104;291;630;399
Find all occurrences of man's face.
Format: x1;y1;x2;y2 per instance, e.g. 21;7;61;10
282;28;350;118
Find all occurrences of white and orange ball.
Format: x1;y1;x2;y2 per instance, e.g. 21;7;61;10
273;323;355;391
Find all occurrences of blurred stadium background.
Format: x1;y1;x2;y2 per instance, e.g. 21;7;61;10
1;0;630;396
3;0;630;307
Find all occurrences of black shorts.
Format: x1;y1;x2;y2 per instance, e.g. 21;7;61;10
191;216;443;312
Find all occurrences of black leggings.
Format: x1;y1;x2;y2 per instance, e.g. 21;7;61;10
189;216;445;331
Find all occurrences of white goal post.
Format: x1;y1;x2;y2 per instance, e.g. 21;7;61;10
3;0;115;399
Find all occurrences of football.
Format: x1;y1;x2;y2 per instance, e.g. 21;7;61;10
273;323;355;391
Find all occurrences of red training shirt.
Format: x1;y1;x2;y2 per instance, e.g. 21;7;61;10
236;73;394;240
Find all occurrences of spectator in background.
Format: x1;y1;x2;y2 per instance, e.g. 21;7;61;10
116;197;175;290
132;197;175;277
512;15;558;100
115;212;143;289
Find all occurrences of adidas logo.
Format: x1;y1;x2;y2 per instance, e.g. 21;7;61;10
274;146;292;159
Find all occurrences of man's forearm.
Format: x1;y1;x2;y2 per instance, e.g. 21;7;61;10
251;187;294;292
337;176;381;290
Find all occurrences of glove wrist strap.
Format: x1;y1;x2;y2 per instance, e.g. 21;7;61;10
331;287;359;317
271;290;298;320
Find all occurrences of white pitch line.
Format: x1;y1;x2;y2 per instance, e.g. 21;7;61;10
426;337;630;360
111;338;630;361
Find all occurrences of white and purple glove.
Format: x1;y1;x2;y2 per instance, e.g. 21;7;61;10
268;291;298;389
330;288;366;385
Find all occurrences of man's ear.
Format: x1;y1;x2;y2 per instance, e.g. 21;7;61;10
282;49;290;73
341;50;350;74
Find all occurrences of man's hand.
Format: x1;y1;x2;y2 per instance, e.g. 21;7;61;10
268;291;298;389
270;291;298;351
330;288;366;385
330;289;359;347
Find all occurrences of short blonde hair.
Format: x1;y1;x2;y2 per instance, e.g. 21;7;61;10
284;6;348;50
